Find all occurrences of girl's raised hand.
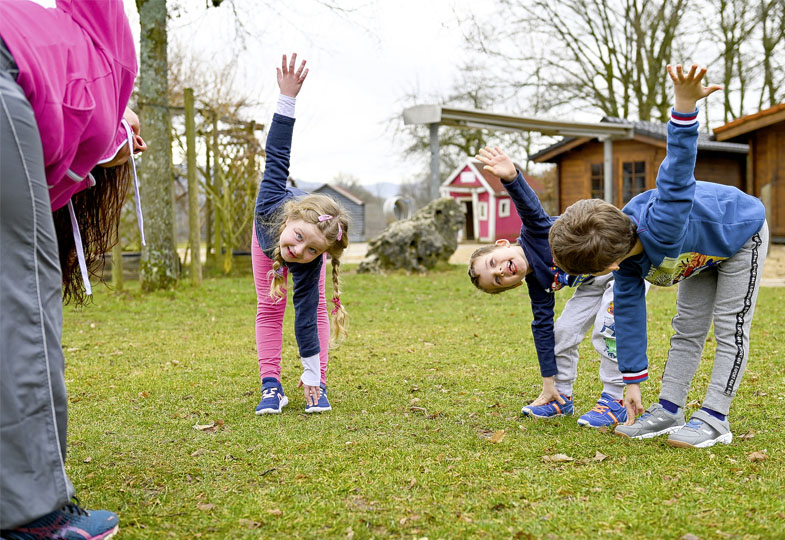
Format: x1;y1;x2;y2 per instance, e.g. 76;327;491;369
667;64;722;113
277;53;309;98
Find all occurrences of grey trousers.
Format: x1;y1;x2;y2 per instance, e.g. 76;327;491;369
0;44;74;529
553;274;650;401
660;221;769;416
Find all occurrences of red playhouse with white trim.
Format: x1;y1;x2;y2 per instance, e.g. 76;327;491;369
440;158;544;242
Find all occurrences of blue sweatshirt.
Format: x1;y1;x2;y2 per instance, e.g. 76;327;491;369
614;110;766;383
503;173;591;377
254;113;323;359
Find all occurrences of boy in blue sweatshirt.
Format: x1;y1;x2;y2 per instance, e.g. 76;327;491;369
549;64;768;448
469;148;644;428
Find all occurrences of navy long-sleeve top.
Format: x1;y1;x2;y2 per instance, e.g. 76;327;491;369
503;173;590;377
254;113;322;358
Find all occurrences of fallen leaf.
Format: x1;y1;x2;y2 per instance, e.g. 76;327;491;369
193;423;215;432
190;448;208;457
83;457;92;463
408;478;417;489
592;451;608;462
197;503;215;511
410;397;421;405
747;451;768;462
489;430;506;443
542;453;574;463
680;534;700;540
239;519;261;529
663;498;679;506
267;508;282;516
738;431;755;440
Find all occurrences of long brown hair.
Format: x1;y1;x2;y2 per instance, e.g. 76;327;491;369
52;163;133;305
266;194;350;345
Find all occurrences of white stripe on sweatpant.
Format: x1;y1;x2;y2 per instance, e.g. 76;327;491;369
0;87;69;489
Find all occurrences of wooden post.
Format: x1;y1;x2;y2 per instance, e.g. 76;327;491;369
204;127;213;266
185;88;202;285
111;242;123;291
212;112;223;270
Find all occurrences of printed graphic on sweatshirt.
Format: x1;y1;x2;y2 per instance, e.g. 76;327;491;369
550;271;592;292
598;302;616;359
645;251;727;286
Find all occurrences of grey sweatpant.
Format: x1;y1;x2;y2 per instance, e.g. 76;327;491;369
554;274;649;401
659;221;769;416
0;44;75;528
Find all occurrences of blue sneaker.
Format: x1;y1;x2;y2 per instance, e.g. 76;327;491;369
577;392;628;427
1;501;119;540
255;377;288;414
521;394;573;418
305;384;331;413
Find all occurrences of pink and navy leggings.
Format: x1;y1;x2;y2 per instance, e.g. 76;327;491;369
251;232;330;385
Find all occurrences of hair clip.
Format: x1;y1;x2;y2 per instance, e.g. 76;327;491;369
318;215;333;222
330;296;341;315
336;223;343;242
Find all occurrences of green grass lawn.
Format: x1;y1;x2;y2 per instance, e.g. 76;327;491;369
62;262;785;539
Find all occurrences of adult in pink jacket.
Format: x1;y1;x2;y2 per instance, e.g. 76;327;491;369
0;1;145;538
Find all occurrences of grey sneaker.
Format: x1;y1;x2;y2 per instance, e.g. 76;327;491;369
615;403;685;439
667;409;732;448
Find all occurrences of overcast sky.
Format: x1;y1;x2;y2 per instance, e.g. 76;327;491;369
121;0;498;192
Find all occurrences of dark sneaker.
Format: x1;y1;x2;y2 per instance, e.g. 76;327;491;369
577;392;628;427
305;384;331;413
521;394;574;418
255;377;288;414
667;409;733;448
615;402;685;439
1;501;118;540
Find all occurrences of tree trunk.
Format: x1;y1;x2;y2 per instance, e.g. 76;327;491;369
137;0;178;291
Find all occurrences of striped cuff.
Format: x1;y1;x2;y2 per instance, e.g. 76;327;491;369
670;108;698;126
622;370;649;384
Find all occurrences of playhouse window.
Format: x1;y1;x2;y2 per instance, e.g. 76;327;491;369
622;161;646;203
478;202;488;220
498;199;510;217
460;171;475;184
591;164;604;199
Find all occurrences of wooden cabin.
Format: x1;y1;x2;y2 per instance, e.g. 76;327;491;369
713;104;785;242
530;117;749;212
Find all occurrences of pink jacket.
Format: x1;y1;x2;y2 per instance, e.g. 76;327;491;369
0;0;137;210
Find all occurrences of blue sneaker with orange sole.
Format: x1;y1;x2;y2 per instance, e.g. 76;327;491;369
1;500;119;540
521;394;573;418
577;392;628;428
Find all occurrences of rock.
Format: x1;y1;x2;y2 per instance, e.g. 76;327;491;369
357;198;465;273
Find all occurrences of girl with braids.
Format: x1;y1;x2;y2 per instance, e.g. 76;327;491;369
253;53;350;415
1;1;145;537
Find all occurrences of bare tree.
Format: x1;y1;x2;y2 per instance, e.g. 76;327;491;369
167;41;263;273
136;0;178;291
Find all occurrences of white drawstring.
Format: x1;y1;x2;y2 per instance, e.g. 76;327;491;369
68;200;92;296
120;118;146;246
